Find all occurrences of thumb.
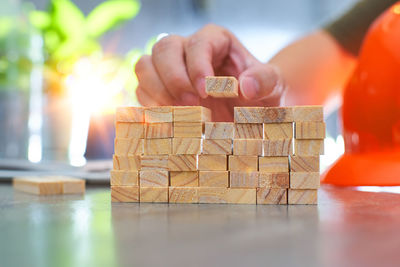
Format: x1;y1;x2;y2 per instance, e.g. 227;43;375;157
239;63;286;101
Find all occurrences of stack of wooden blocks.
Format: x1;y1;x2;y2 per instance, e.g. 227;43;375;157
111;76;324;205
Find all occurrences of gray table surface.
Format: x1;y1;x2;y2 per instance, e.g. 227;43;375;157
1;183;400;267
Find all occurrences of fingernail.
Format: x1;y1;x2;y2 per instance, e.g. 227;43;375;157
196;78;208;99
181;92;199;105
240;76;260;100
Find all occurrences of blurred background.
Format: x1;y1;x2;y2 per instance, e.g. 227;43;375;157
0;0;357;176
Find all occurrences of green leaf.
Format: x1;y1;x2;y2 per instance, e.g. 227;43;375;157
29;11;51;31
86;0;140;38
50;0;85;39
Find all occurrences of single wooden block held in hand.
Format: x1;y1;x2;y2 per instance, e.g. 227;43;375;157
199;171;229;187
169;187;199;203
168;155;197;171
263;139;293;156
116;122;144;138
263;123;293;140
288;189;318;204
234;123;263;139
173;106;211;122
174;122;203;138
13;177;63;195
145;106;173;123
204;122;234;139
256;188;287;204
233;139;262;156
293;106;323;122
198;155;227;171
114;138;143;156
139;170;169;187
205;76;238;97
116;107;144;122
228;155;258;171
258;172;289;188
258;156;289;172
290;155;320;172
140;155;169;171
144;138;172;155
170;171;198;187
140;187;168;203
111;186;139;202
230;171;259;188
172;138;202;154
198;187;256;204
113;155;141;170
110;170;139;186
294;139;324;155
290;172;320;189
295;121;326;139
202;139;232;155
144;123;173;139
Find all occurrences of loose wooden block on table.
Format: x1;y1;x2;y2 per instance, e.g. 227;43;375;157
228;155;258;171
205;76;238;97
295;121;325;139
111;186;139;202
234;123;263;139
293;106;323;122
290;155;320;172
199;187;256;204
294;139;324;155
173;106;211;122
256;188;287;204
140;187;168;203
116;107;144;122
290;172;320;189
258;172;289;188
13;177;63;195
204;122;234;139
115;122;144;138
234;107;293;123
263;123;293;140
233;139;262;156
169;187;199;203
288;189;318;204
173;122;203;138
61;178;85;194
114;138;143;156
229;171;259;188
258;156;288;172
198;171;229;187
202;139;232;155
170;171;198;187
144;106;173;123
139;170;169;187
198;155;227;171
168;154;197;171
263;139;293;156
144;122;173;138
113;155;141;170
110;170;139;186
143;138;172;155
140;155;169;171
172;138;202;154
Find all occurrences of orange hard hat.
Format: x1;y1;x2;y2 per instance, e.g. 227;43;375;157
322;2;400;186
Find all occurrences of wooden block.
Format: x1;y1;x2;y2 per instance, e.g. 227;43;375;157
111;186;139;202
290;172;320;189
263;123;293;140
293;106;323;122
170;171;198;187
199;171;229;187
228;155;258;171
230;171;259;188
169;187;199;203
145;106;173;123
234;123;263;139
295;121;326;139
60;177;85;194
294;139;324;155
233;139;262;156
198;187;256;204
140;187;168;203
290;156;319;172
115;122;144;138
116;107;144;122
144;122;173;138
258;172;289;188
198;155;227;171
234;107;293;123
173;106;211;122
173;138;202;154
202;139;232;155
263;139;293;156
168;155;197;171
258;156;288;172
174;122;203;137
288;189;318;204
205;76;238;97
140;155;169;171
204;122;234;139
139;170;169;187
110;170;139;186
143;138;172;155
256;188;287;204
114;138;143;156
113;155;141;170
13;177;62;195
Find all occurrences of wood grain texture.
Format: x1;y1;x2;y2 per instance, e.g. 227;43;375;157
168;155;197;171
202;139;232;155
262;139;293;156
258;156;289;172
113;155;141;170
13;177;63;195
61;178;85;194
140;187;168;203
139;170;169;187
290;172;320;189
145;106;173;123
234;107;265;123
173;122;203;137
228;155;258;171
110;170;139;186
256;188;287;204
290;156;320;172
234;123;263;139
288;189;318;204
170;171;198;187
258;172;289;188
229;171;259;188
143;138;172;155
114;138;143;156
140;155;169;171
116;107;144;122
205;76;238;97
172;138;202;154
295;121;326;139
198;171;229;187
294;139;324;155
116;122;144;138
263;123;293;140
144;123;173;138
198;155;227;171
111;186;139;202
198;187;256;204
293;106;323;122
173;106;211;122
169;187;199;203
233;139;262;156
204;122;234;139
